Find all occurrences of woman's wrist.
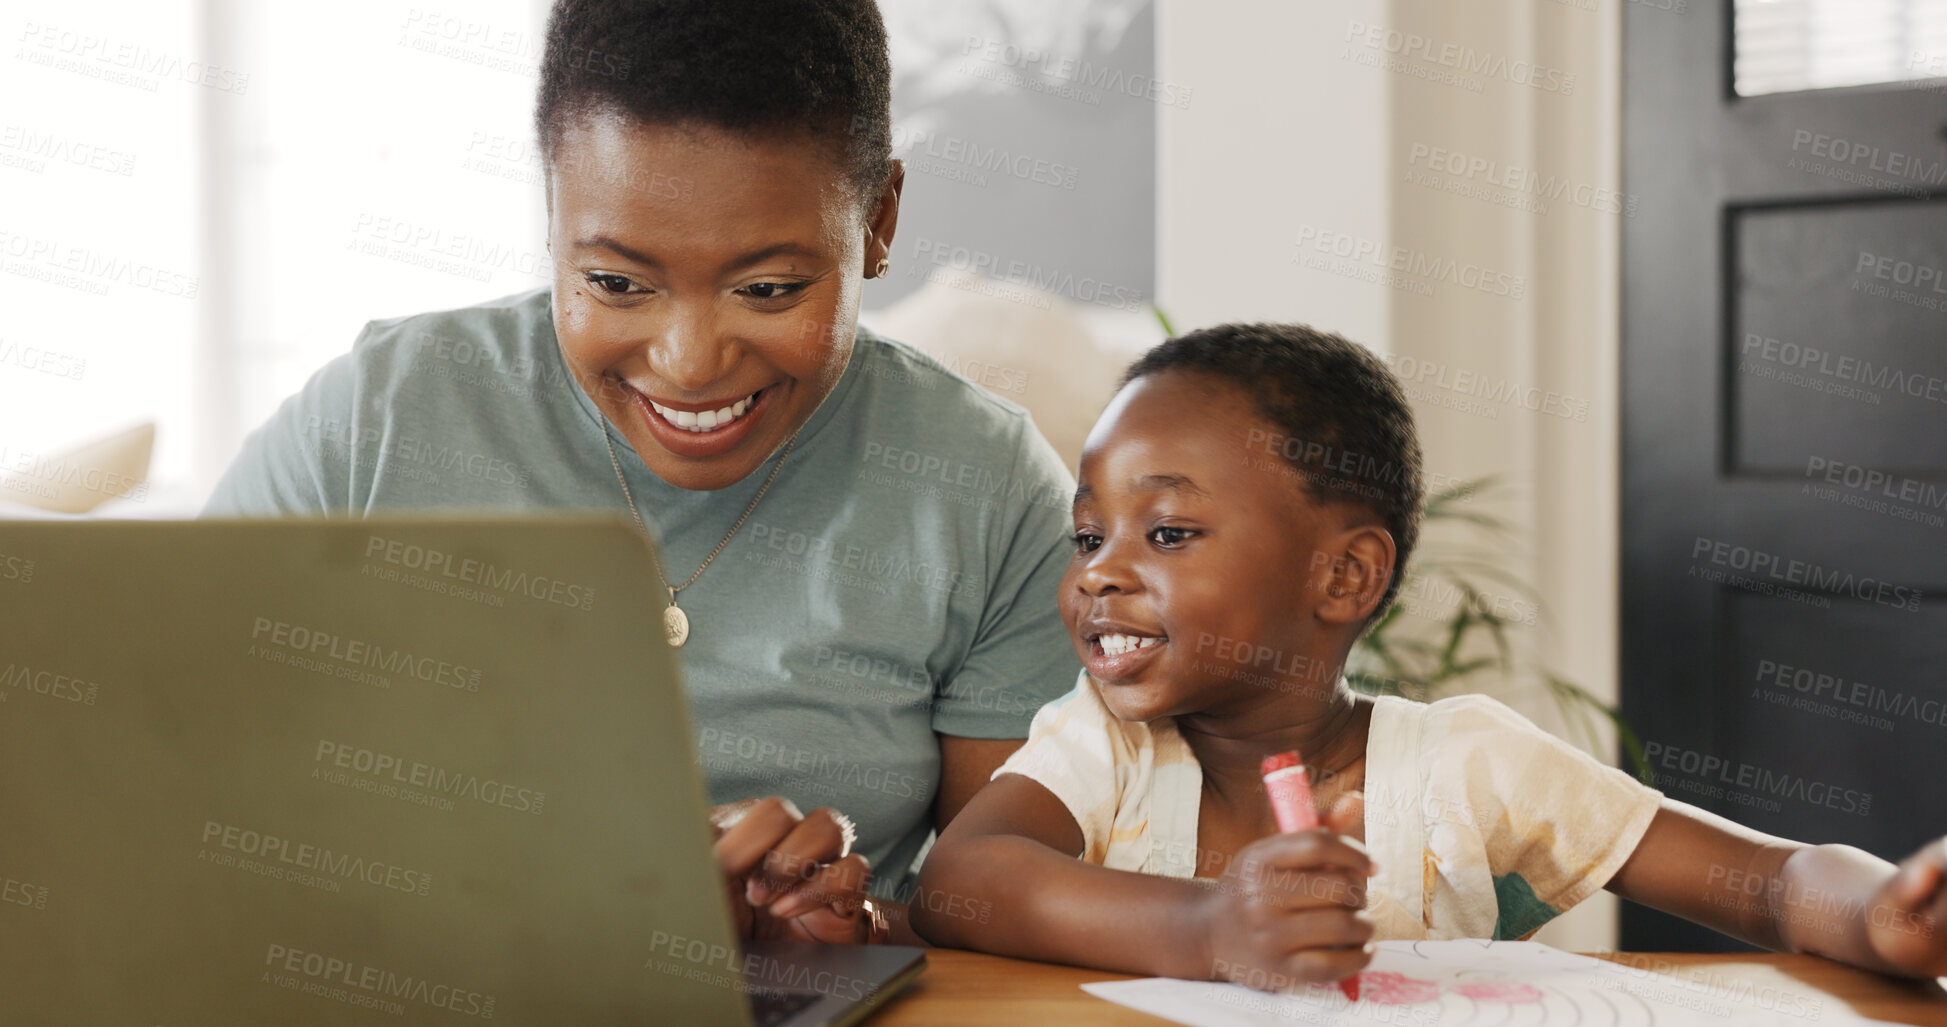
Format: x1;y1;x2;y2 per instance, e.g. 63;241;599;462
875;899;925;947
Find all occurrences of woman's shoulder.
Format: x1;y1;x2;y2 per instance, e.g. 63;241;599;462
347;287;556;377
851;325;1039;426
316;287;578;436
202;289;575;516
846;325;1071;499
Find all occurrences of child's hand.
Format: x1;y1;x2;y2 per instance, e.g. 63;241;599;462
1865;838;1947;975
710;797;878;944
1324;790;1366;844
1201;829;1376;992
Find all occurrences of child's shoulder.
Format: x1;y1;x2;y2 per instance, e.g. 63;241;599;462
1372;692;1621;784
1021;672;1174;761
1376;692;1645;799
1024;671;1120;737
1376;691;1546;739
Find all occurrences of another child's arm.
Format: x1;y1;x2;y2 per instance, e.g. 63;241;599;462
912;772;1374;986
1607;798;1947;976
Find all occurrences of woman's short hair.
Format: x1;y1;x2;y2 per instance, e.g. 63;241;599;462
535;0;894;200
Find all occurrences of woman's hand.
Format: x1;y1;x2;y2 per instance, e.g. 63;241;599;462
1865;837;1947;975
709;797;879;944
1199;828;1376;993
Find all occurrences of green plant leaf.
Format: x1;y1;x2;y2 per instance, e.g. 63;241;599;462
1422;477;1498;517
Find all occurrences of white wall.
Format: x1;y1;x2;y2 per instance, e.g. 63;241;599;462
1;0;202;508
0;0;555;513
201;0;552;501
1155;0;1391;347
1383;0;1623;955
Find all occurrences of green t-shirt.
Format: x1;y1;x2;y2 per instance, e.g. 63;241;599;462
203;287;1082;897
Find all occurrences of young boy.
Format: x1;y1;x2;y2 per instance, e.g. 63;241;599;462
912;323;1947;990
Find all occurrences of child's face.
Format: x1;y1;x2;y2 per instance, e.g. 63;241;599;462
1060;370;1353;723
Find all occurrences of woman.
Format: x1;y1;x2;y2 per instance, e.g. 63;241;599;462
204;0;1080;944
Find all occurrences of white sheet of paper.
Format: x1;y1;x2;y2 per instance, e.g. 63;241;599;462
1081;939;1906;1027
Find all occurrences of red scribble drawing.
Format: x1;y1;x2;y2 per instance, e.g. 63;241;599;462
1450;981;1544;1003
1356;971;1443;1005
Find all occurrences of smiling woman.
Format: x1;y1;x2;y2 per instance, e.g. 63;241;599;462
549;115;878;491
202;0;1082;946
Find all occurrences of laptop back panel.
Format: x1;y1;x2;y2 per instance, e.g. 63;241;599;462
0;517;750;1025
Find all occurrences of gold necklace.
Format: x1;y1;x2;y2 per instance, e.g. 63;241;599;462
601;416;802;648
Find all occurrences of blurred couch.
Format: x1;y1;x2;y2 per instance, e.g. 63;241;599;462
0;422;160;519
865;268;1160;472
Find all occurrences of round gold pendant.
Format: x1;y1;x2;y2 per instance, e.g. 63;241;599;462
663;604;690;648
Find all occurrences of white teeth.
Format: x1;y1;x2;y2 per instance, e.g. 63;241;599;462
1098;633;1162;656
651;392;760;433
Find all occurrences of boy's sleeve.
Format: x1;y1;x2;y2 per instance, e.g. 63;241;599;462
928;422;1082;738
1440;695;1664;938
992;672;1123;864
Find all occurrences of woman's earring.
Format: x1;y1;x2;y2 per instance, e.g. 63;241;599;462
873;258;890;279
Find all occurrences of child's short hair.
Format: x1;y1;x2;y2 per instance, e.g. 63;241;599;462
535;0;894;200
1123;323;1424;621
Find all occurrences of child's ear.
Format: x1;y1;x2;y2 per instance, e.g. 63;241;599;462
1312;526;1397;625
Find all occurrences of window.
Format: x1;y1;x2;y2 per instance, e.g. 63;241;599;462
2;0;547;509
1734;0;1947;96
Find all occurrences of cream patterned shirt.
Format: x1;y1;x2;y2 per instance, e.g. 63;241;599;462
995;673;1664;939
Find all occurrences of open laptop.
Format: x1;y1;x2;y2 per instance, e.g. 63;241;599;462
0;516;924;1025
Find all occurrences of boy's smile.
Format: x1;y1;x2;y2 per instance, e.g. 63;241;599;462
1078;618;1169;678
1061;370;1357;725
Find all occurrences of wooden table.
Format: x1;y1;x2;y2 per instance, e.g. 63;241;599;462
869;949;1947;1025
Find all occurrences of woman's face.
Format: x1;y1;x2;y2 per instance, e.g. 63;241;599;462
548;110;901;491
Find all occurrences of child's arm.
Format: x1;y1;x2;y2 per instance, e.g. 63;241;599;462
1607;798;1947;976
912;773;1375;986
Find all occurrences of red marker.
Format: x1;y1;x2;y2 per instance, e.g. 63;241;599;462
1260;750;1360;1003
